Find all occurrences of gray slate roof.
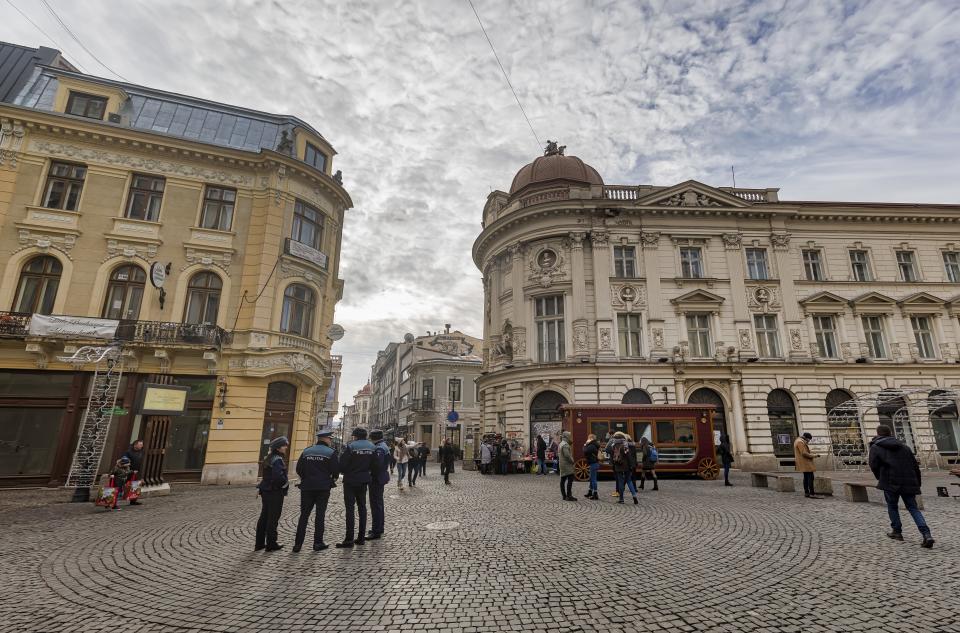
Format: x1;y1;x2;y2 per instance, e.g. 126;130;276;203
0;42;69;103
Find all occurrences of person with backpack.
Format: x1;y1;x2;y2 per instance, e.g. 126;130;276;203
582;434;600;500
392;437;409;490
609;432;639;504
558;431;577;501
869;424;934;548
406;440;419;487
638;436;659;491
717;434;734;486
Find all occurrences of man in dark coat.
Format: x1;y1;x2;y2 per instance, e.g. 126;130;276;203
536;435;547;476
293;428;339;552
868;424;934;548
439;438;456;485
337;427;379;548
121;439;145;505
367;429;390;540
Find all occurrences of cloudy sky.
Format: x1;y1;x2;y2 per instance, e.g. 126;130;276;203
2;0;959;415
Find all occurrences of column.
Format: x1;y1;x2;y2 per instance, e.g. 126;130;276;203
723;232;754;358
569;231;590;359
673;377;686;403
591;230;615;358
641;231;666;357
770;231;808;360
729;378;749;456
509;243;529;363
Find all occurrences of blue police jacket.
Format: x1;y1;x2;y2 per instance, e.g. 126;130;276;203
257;453;288;492
296;442;340;491
340;439;379;485
372;440;391;487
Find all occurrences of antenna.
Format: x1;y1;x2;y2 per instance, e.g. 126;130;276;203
731;166;736;188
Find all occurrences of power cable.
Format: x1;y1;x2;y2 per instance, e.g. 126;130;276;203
4;0;87;73
39;0;130;82
465;0;542;153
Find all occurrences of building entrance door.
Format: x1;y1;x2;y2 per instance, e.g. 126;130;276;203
529;390;567;452
688;388;727;443
767;389;799;463
421;424;433;451
259;382;297;466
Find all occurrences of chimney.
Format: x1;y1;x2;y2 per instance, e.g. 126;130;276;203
445;323;451;334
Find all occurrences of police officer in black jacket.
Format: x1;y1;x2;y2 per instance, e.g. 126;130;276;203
367;429;391;540
293;427;339;552
336;427;380;548
255;436;289;552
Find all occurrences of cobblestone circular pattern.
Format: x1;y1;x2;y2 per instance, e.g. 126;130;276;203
1;469;959;632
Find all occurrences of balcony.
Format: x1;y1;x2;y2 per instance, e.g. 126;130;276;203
0;312;231;349
411;398;436;411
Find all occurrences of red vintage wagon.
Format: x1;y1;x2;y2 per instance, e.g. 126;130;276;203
560;404;720;481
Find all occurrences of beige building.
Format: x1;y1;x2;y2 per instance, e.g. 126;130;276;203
341;382;371;440
473;145;960;471
0;42;348;487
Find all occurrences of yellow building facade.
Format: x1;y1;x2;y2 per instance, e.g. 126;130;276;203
0;43;348;487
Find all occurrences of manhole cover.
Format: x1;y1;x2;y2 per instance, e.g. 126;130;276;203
425;520;460;531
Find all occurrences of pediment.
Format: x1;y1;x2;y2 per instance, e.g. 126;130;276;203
637;180;751;209
850;292;896;305
671;289;725;305
897;292;945;307
798;291;848;306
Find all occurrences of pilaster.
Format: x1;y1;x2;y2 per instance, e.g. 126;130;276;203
591;230;614;358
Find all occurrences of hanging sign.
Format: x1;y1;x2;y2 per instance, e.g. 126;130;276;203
285;238;328;268
28;314;119;339
327;324;345;341
150;262;167;289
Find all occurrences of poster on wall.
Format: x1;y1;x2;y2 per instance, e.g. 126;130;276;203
137;383;190;416
28;314;118;339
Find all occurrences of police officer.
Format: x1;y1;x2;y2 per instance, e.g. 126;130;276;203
367;429;390;540
255;436;289;552
336;427;380;548
293;427;339;552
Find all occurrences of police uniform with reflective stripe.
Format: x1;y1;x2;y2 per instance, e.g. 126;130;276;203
294;442;339;550
339;438;379;543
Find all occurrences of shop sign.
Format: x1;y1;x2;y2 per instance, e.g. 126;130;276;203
28;314;119;339
137;383;190;416
109;407;129;416
150;262;167;289
285;238;328;269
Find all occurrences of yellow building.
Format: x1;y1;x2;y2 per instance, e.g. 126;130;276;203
0;42;349;488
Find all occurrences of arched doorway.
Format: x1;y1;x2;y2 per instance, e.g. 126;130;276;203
929;390;959;456
259;381;298;465
621;388;652;405
826;389;864;464
878;391;914;452
529;390;567;451
688;388;727;442
767;389;798;461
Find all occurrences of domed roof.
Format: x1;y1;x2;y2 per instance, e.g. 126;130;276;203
509;151;603;196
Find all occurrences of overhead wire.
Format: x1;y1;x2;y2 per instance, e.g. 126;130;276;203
39;0;130;82
465;0;542;153
4;0;88;73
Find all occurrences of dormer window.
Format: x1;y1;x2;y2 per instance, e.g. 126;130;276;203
66;91;107;120
304;142;327;172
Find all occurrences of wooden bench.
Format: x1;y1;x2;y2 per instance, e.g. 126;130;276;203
750;472;795;492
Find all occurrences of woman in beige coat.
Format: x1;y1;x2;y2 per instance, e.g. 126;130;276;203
794;432;821;498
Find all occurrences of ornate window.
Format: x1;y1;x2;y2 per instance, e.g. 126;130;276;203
849;250;872;281
685;313;712;357
746;248;769;280
292;200;323;250
613;246;636;278
944;252;960;283
930;390;959;455
617;313;642;357
754;314;781;358
861;315;887;359
199;186;236;231
535;295;565;362
125;174;165;221
896;251;918;282
910;316;936;359
802;249;824;281
280;284;315;338
183;272;222;325
42;162;86;211
13;256;62;314
812;315;839;358
680;247;703;278
102;265;146;320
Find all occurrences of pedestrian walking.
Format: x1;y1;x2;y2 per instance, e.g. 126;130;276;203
121;440;145;506
794;432;821;498
499;438;511;475
869;425;934;548
393;437;409;490
336;428;379;548
638;436;659;492
255;436;289;552
609;432;639;504
367;429;390;541
536;434;547;476
110;456;132;510
548;437;559;475
417;442;430;477
480;440;493;474
440;437;456;484
293;428;339;552
559;431;577;501
717;434;734;487
582;434;600;500
388;440;396;475
406;440;419;487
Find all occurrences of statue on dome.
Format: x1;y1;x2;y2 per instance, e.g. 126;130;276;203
543;140;566;156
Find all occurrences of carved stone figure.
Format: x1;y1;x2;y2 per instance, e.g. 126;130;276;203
599;328;612;350
739;329;752;349
276;130;294;154
721;233;742;249
640;232;661;248
574;325;589;352
333;170;343;184
494;320;514;361
652;328;664;349
543;140;566;156
770;232;791;249
790;329;803;351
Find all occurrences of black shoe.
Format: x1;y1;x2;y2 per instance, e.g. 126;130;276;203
265;544;284;552
618;498;624;504
565;496;578;502
921;537;935;549
254;545;265;552
591;493;599;500
355;537;366;545
365;532;382;540
652;485;659;491
724;482;733;487
335;540;354;549
583;491;594;498
292;544;302;553
314;543;329;551
129;500;142;506
633;496;639;505
887;531;904;541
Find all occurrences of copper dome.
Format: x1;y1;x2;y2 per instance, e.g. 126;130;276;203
509;153;603;196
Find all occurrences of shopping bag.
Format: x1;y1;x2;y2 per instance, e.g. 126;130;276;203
95;476;118;508
125;478;142;501
530;461;539;474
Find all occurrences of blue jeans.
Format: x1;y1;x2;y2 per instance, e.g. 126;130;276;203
616;471;637;497
884;491;931;537
396;462;406;481
723;463;731;482
588;463;599;492
537;458;547;475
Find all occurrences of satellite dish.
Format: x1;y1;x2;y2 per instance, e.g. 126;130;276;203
327;324;345;341
403;333;415;343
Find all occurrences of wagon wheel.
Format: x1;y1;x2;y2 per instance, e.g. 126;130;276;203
697;457;720;480
574;459;590;481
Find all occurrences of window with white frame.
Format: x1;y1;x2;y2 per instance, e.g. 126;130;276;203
944;252;960;283
850;250;872;281
896;251;918;282
802;249;824;281
617;313;642;357
685;313;712;357
613;246;637;278
754;314;781;358
812;315;839;358
861;315;887;359
535;295;565;362
680;247;704;278
746;248;770;280
910;316;936;359
448;378;462;404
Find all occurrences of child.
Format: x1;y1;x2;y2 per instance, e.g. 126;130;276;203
111;456;132;510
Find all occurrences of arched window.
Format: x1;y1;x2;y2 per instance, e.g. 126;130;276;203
621;388;652;405
280;284;315;337
13;256;62;314
689;387;727;439
825;389;864;461
529;390;568;452
184;272;222;325
929;389;959;455
877;390;914;452
102;265;146;320
767;389;799;460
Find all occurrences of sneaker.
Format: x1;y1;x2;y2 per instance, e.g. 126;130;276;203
887;531;904;541
921;537;935;549
292;545;302;553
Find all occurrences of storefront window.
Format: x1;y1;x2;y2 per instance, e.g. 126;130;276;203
0;371;74;396
164;410;211;471
0;408;66;475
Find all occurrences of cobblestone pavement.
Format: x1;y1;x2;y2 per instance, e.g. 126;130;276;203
1;469;959;633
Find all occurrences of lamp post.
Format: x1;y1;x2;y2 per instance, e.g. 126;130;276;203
340;403;347;449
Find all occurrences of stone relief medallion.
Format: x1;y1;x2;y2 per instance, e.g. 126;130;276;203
611;284;646;309
537;249;558;270
790;329;803;351
746;285;780;312
738;329;752;349
528;246;566;288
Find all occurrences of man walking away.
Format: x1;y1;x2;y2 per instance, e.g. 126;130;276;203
417;442;430;477
869;425;934;548
718;434;734;487
638;437;659;492
293;428;339;552
559;431;577;501
582;434;600;500
536;434;548;476
440;438;456;485
367;429;390;541
337;427;379;548
794;432;821;498
406;440;419;487
499;438;511;475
